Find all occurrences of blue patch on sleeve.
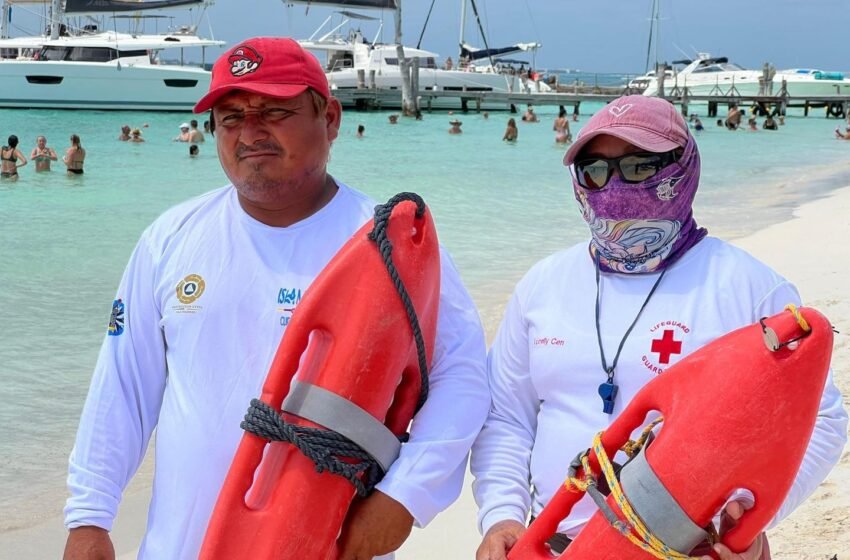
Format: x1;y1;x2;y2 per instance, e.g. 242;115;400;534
108;298;125;336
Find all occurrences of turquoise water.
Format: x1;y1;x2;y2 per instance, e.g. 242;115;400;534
1;103;849;530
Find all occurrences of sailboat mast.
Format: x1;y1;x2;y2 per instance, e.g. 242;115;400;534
0;2;9;39
644;0;660;74
50;0;62;39
459;0;466;60
393;0;416;115
654;0;660;70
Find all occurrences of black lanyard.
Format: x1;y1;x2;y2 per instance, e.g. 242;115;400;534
594;252;667;414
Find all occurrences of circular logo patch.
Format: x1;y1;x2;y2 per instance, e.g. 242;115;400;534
176;274;206;304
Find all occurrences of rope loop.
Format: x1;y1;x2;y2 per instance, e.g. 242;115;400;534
784;303;811;332
367;192;431;412
563;418;710;560
242;398;388;497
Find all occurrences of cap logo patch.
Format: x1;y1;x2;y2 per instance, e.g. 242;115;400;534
228;45;263;77
609;103;633;118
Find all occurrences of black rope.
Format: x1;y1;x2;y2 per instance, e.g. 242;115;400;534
239;192;432;496
242;399;383;497
368;192;431;412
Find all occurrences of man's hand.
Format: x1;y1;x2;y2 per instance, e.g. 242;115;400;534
699;500;771;560
63;526;115;560
476;519;527;560
337;490;414;560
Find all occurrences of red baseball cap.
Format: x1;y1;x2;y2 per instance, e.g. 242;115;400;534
563;95;689;166
194;37;330;114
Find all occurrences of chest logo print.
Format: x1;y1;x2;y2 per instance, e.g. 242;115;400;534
651;329;683;364
642;321;690;374
176;274;206;304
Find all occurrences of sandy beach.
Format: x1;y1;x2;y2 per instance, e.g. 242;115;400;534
1;186;848;560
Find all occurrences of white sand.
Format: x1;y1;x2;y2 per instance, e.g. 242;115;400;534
735;187;850;559
2;187;848;560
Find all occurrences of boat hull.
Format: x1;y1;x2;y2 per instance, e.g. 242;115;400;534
327;67;546;111
641;72;850;99
0;60;211;111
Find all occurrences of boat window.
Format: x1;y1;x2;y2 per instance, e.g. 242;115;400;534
118;50;148;59
39;46;71;61
692;65;724;73
443;86;493;92
384;57;429;67
67;47;117;62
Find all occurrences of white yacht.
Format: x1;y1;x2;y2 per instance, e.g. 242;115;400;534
629;53;850;98
0;0;224;111
289;0;551;110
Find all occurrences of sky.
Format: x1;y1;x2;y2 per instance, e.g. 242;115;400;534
7;0;850;75
210;0;850;74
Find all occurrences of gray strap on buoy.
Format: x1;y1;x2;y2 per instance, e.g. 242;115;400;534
618;442;710;553
281;381;402;473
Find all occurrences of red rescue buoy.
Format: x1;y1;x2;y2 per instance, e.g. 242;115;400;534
199;196;441;559
510;306;833;559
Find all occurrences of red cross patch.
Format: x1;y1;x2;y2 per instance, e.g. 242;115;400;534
651;329;683;364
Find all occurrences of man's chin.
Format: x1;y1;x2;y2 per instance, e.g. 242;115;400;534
233;175;292;197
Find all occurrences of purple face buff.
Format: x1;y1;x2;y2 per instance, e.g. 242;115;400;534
573;135;707;273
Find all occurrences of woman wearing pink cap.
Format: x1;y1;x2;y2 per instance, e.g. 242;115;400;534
471;95;847;560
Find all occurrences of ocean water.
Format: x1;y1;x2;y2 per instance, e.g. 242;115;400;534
1;102;849;531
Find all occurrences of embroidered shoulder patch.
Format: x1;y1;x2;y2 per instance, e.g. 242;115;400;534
108;298;125;336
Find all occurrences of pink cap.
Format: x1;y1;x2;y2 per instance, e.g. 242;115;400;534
563;95;689;165
194;37;330;114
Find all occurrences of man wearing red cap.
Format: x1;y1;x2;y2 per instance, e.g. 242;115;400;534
63;37;489;559
471;95;846;559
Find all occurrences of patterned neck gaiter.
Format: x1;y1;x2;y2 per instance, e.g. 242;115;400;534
574;135;707;274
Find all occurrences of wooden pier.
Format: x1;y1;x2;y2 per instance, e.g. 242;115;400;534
331;84;850;119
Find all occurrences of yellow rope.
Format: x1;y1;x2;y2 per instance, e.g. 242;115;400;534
564;419;704;560
784;303;811;332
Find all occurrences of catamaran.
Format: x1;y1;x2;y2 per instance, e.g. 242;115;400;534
0;0;224;111
288;0;551;111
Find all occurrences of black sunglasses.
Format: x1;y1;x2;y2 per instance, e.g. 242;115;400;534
573;149;683;190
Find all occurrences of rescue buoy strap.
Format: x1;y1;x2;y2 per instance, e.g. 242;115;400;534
619;441;710;553
241;398;381;497
281;381;403;472
590;428;702;559
565;419;707;559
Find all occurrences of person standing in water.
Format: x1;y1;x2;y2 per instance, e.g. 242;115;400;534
503;118;518;142
31;135;57;172
1;135;27;180
553;107;572;144
63;134;85;175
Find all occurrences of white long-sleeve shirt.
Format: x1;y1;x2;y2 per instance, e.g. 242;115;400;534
471;237;847;538
64;182;490;559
